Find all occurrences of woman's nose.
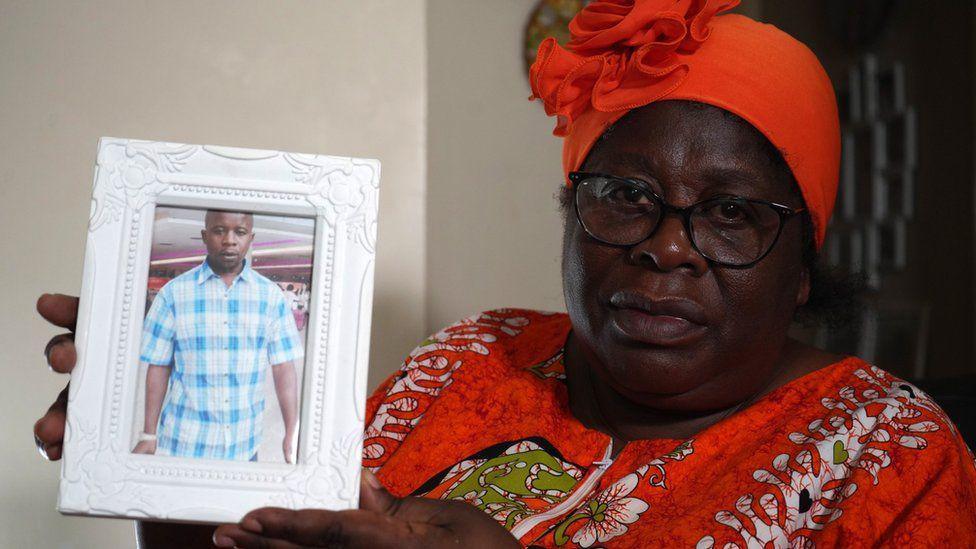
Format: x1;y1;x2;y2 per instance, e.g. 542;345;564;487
626;214;708;275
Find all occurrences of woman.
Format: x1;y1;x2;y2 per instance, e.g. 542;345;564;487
33;1;976;547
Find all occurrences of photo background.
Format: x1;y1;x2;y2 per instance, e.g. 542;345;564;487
131;206;315;463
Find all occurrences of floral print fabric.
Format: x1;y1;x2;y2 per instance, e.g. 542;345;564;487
364;309;976;547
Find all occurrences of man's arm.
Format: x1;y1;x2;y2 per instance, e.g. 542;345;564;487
133;364;170;454
271;360;298;463
134;287;176;455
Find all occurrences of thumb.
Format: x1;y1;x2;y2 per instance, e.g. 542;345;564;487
359;469;397;514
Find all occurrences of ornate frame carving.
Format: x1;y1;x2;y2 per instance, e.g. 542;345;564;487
59;137;379;523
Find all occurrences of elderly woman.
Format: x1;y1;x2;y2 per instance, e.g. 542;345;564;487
34;1;976;547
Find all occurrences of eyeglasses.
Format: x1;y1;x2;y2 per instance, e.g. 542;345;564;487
569;172;805;268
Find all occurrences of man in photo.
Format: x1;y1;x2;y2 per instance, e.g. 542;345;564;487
133;210;303;462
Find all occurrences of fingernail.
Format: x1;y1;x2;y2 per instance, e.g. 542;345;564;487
34;434;50;461
212;533;235;547
362;469;382;490
241;517;262;533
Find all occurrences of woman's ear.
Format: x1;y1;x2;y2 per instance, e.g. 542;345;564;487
795;266;811;307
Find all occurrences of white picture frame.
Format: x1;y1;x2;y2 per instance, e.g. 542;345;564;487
58;137;380;523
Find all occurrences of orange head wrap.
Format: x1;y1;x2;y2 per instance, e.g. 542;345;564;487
529;0;840;249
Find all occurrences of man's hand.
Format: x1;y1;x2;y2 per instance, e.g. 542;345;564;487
33;294;79;461
132;440;158;455
212;470;521;549
283;429;295;464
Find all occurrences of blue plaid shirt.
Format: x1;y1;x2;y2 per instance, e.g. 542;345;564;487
139;259;304;460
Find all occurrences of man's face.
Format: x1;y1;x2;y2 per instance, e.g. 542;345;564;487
202;211;255;272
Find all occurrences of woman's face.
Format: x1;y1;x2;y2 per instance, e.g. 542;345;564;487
562;101;809;413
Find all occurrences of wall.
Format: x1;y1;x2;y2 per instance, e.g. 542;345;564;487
425;0;566;332
0;1;426;546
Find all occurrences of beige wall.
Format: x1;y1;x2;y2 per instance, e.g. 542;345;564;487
0;1;426;546
425;0;566;332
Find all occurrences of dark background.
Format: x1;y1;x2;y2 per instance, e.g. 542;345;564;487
754;0;975;381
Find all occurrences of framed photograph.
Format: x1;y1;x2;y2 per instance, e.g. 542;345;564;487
59;137;380;523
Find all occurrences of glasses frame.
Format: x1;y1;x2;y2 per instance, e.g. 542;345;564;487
569;171;806;268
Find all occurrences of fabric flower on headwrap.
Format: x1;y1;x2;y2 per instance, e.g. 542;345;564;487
530;0;739;136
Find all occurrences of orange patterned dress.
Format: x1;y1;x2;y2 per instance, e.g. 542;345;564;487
363;309;976;547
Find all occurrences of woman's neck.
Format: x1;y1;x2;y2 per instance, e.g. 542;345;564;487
563;332;838;442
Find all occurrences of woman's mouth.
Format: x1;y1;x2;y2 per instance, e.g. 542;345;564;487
607;291;708;346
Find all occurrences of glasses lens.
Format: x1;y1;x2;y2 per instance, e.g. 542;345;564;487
576;176;660;245
691;198;783;265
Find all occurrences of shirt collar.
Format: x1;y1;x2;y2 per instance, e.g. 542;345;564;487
196;257;255;285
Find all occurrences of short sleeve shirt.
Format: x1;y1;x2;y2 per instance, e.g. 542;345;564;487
139;259;304;460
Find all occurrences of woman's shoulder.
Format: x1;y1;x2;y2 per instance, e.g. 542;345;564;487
362;308;571;469
773;356;972;457
812;359;976;541
384;307;569;375
699;357;976;546
808;357;965;433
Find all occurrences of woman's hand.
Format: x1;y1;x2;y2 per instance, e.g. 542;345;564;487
213;470;521;549
33;294;79;461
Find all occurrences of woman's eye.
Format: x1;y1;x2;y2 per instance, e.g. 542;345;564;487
709;201;752;223
608;186;649;204
720;203;743;219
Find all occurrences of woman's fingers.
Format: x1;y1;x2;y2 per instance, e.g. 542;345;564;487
216;508;428;549
36;294;79;331
358;469;397;513
213;472;519;548
39;294;79;374
45;333;76;374
213;473;421;548
34;294;77;462
213;524;303;548
35;440;62;461
34;385;68;461
33;431;62;461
